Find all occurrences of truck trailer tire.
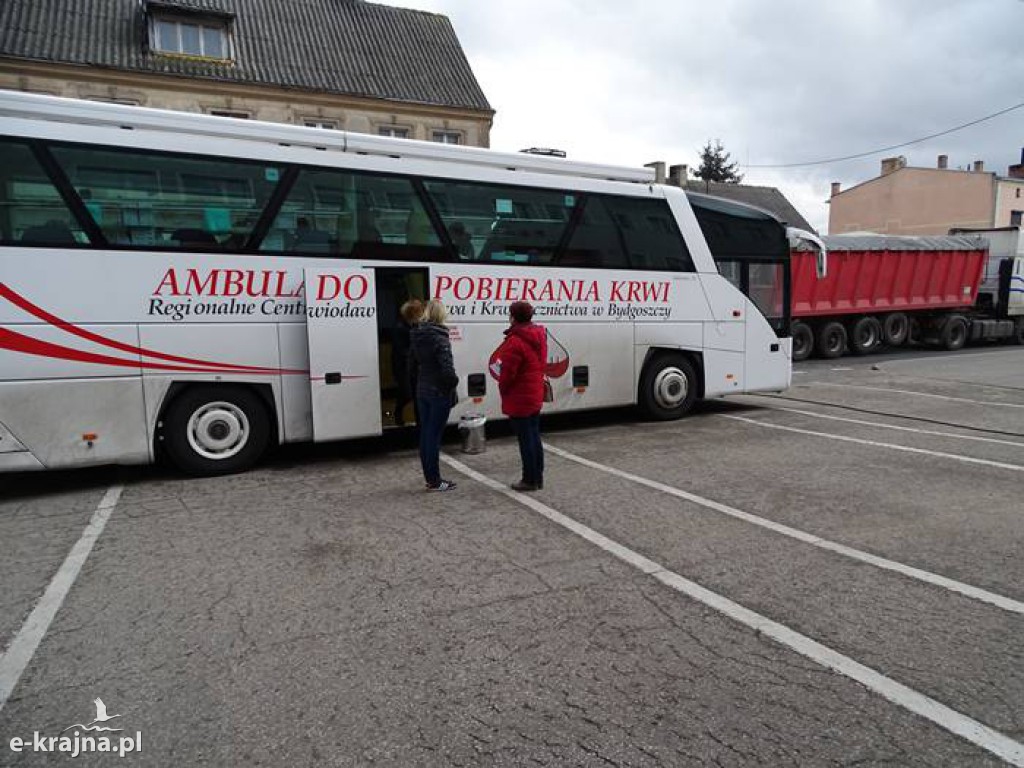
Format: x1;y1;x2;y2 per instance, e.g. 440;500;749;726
940;315;969;351
849;316;883;355
791;321;813;362
882;313;910;347
816;321;847;359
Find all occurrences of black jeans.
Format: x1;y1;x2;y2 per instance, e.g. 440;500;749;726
511;412;544;486
417;394;451;485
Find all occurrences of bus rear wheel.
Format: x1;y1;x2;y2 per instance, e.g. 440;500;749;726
162;386;271;476
791;321;813;362
639;354;698;421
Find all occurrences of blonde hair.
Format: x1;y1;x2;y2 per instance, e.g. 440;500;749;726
400;299;424;324
423;299;448;325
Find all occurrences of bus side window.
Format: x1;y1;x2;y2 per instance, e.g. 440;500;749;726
422;179;574;265
604;196;693;272
560;196;629;269
46;142;280;251
263;167;444;260
0;139;88;246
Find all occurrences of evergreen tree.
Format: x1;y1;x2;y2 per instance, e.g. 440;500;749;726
694;139;743;184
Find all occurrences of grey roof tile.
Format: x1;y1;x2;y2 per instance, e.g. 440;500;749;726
0;0;492;112
683;180;815;233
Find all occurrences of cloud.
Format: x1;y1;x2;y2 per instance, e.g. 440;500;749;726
378;0;1024;231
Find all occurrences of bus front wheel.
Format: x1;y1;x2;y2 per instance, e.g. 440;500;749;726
639;354;698;421
162;386;271;476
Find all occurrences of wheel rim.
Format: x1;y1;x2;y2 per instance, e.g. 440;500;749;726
856;324;879;348
794;328;811;356
888;317;907;342
652;367;689;410
186;401;250;461
950;323;966;346
826;330;843;354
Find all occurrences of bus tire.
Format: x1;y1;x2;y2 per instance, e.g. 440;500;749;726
941;315;969;351
162;385;271;476
882;313;910;347
791;321;813;362
639;354;698;421
816;321;847;359
849;316;882;355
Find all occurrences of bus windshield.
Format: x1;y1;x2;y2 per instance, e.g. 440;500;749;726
686;192;792;336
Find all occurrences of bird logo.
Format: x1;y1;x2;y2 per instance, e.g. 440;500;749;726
62;698;123;733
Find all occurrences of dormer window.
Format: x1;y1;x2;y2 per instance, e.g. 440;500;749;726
147;3;233;60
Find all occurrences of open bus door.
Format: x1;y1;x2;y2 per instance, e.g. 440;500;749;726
303;267;382;441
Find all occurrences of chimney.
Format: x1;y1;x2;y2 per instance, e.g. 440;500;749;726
644;161;666;184
880;156;906;176
1007;147;1024;179
973;160;985;173
668;164;688;187
1007;148;1024;179
830;182;841;197
937;154;948;169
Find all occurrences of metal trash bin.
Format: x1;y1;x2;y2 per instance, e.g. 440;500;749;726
458;414;487;454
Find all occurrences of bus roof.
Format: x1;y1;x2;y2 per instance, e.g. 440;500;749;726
0;91;656;185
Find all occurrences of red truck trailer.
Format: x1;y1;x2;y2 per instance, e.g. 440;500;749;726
790;234;1024;360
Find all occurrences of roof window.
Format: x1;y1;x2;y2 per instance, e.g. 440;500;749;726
147;2;234;60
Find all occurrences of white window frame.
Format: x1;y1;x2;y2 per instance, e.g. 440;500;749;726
303;119;338;130
150;14;232;59
431;130;462;145
378;126;410;139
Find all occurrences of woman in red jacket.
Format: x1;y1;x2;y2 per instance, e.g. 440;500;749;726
492;301;547;491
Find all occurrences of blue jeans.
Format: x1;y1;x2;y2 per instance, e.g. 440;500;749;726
511;413;543;486
417;395;452;485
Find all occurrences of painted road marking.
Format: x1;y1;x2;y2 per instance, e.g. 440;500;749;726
724;414;1024;473
739;398;1024;449
542;443;1024;616
806;382;1024;409
0;485;123;712
441;454;1024;767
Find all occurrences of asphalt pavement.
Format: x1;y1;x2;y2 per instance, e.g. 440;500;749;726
1;346;1022;766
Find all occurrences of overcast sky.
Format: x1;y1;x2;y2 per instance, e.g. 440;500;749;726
376;0;1023;232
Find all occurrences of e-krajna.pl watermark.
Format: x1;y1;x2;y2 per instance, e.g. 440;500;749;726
7;698;141;758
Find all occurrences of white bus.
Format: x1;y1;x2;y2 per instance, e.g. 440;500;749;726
0;93;812;475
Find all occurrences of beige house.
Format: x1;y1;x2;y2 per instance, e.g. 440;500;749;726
0;0;493;147
829;152;1024;235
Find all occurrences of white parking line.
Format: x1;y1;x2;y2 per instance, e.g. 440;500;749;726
542;443;1024;616
441;454;1024;767
739;399;1024;449
0;484;123;712
724;414;1024;473
807;382;1024;409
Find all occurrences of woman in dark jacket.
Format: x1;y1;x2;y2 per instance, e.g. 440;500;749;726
408;300;459;491
492;301;548;492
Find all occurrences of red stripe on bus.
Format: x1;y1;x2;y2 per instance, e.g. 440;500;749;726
0;326;263;373
0;283;306;375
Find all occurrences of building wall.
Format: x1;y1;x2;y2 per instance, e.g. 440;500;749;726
0;61;492;147
994;178;1024;227
829;167;995;235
